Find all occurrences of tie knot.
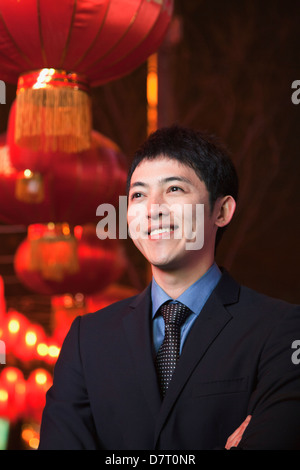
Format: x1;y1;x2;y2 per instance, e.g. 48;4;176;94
160;301;190;327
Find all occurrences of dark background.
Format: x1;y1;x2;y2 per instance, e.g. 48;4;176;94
0;0;299;335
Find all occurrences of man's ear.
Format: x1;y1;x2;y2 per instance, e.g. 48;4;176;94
214;195;236;229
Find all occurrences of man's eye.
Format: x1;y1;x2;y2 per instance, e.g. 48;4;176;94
131;192;143;200
168;186;183;192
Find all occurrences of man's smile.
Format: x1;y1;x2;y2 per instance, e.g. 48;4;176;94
148;225;177;239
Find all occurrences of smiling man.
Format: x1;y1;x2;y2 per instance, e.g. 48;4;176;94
127;156;235;298
39;125;300;450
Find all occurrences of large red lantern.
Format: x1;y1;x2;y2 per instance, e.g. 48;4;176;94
0;0;173;152
0;130;127;225
14;224;127;296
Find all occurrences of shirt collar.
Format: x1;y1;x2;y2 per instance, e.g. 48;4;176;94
151;262;222;319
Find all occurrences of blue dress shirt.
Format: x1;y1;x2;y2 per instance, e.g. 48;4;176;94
151;263;222;354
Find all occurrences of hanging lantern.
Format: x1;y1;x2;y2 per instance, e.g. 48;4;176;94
25;223;79;282
0;130;127;224
0;0;173;152
25;369;52;423
0;367;26;422
14;224;127;296
14;323;47;362
2;311;29;354
51;293;87;345
16;69;91;153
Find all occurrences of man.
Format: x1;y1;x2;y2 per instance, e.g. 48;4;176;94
39;125;300;450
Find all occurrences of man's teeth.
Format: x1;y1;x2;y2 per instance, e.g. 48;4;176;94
150;227;173;236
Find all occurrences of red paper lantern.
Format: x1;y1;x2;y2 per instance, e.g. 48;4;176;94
25;369;52;422
0;0;173;152
51;293;87;345
14;323;47;362
2;311;29;354
14;224;126;296
0;130;127;225
21;223;80;283
0;367;26;422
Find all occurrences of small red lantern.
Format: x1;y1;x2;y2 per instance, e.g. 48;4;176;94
51;293;87;346
0;0;173;152
24;223;80;282
0;367;26;422
14;224;126;296
14;323;47;362
2;311;29;354
25;369;52;422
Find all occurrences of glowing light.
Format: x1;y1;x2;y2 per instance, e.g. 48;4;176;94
6;370;18;382
0;390;8;402
74;225;83;240
147;53;158;136
37;343;48;357
47;222;55;230
25;331;37;346
29;437;39;449
48;345;60;358
62;223;70;236
8;319;20;334
147;72;158;106
23;169;33;178
21;425;40;450
21;428;35;442
35;372;47;385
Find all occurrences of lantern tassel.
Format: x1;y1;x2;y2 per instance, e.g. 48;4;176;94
15;69;92;153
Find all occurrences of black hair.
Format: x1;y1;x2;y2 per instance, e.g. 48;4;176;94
127;124;239;245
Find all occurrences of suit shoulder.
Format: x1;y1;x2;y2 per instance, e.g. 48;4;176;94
218;269;299;315
238;284;299;317
82;294;140;325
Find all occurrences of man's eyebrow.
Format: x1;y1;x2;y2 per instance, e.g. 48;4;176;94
162;176;192;185
129;176;192;191
129;181;148;191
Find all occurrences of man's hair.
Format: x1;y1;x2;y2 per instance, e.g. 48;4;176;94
127;124;239;245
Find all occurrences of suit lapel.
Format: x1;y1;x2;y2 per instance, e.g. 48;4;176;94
122;285;162;417
154;270;240;446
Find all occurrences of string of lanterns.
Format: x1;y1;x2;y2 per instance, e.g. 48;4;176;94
0;283;139;449
0;0;174;449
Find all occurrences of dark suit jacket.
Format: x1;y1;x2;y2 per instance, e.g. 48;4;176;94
39;270;300;450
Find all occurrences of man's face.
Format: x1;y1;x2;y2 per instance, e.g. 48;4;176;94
127;156;217;272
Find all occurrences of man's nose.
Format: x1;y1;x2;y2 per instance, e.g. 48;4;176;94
147;193;168;219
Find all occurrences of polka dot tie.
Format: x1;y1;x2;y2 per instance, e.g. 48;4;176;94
155;301;191;397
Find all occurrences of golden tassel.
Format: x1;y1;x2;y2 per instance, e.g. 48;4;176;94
15;69;92;153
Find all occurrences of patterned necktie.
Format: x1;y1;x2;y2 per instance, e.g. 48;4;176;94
155;301;191;397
